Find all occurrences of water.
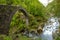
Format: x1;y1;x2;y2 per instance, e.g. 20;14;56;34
41;17;59;40
38;0;59;40
22;17;59;40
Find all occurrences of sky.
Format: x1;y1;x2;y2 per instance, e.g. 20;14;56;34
39;0;53;7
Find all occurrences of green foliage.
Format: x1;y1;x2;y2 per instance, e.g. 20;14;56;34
46;0;60;17
0;0;60;40
0;0;6;4
9;0;48;32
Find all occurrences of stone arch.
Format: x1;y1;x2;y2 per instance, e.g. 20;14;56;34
0;5;29;35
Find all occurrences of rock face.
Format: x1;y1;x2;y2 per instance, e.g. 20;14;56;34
0;5;28;35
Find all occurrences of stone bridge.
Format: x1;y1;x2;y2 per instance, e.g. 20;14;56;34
0;5;28;35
